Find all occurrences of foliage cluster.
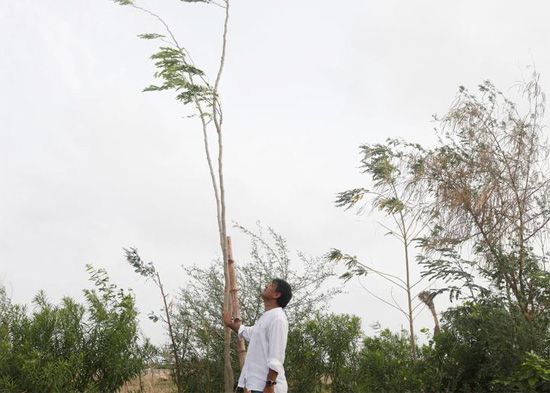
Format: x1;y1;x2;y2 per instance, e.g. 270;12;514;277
421;298;550;393
0;267;147;393
283;299;548;393
286;313;362;393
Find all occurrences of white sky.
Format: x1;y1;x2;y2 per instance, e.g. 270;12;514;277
1;0;549;345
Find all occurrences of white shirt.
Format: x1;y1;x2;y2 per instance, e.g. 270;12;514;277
237;307;289;393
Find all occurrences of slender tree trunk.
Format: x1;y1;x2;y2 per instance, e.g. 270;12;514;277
428;303;441;336
398;209;416;358
158;273;184;393
390;183;416;358
419;291;440;336
212;2;235;390
403;239;416;358
138;372;144;393
227;236;247;368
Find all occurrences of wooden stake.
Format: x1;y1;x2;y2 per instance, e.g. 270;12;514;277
227;236;247;368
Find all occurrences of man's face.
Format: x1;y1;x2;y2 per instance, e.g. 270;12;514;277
261;281;280;301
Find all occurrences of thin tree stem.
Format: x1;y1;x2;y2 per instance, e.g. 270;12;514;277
158;273;183;393
211;2;234;392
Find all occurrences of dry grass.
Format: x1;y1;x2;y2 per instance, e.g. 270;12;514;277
118;369;177;393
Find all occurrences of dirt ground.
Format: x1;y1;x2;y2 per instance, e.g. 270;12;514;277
119;368;176;393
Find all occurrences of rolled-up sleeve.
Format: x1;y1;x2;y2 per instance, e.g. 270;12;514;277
238;324;254;342
266;316;288;375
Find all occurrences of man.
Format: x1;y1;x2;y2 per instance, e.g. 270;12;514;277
224;278;292;393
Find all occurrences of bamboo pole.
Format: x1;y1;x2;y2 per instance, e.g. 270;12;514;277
227;236;247;368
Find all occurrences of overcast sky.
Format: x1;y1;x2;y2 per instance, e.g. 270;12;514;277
1;0;549;344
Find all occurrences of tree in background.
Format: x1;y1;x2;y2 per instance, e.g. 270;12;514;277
234;223;341;325
414;73;550;320
125;248;185;393
331;140;429;358
0;285;10;327
0;267;146;392
110;1;239;390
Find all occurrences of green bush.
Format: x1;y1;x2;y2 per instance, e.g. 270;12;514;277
0;267;146;393
356;328;423;393
421;297;549;393
495;351;550;392
286;314;362;393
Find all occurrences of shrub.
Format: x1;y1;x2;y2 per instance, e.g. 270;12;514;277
0;267;146;393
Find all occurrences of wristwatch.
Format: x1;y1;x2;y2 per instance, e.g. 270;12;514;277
265;380;277;386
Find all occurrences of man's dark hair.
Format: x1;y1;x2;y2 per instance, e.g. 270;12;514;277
272;278;292;308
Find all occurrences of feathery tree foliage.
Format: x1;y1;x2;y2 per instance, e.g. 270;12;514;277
411;74;550;320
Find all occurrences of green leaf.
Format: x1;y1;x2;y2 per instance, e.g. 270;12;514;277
326;248;343;262
335;188;368;210
137;33;165;40
142;85;165;92
112;0;134;5
377;197;405;214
